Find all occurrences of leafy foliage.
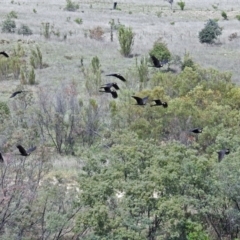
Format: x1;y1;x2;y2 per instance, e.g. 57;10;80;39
64;0;79;11
236;14;240;21
2;41;240;239
7;10;18;18
177;1;185;10
199;19;222;44
74;17;83;24
118;25;134;57
17;24;33;35
0;44;26;81
149;39;171;63
181;52;196;71
30;45;43;69
1;17;16;33
221;11;228;20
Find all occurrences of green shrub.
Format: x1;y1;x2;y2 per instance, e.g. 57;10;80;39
17;24;33;35
65;0;79;11
91;56;101;74
30;46;43;69
221;11;228;20
7;10;18;18
41;22;50;39
199;19;222;44
1;17;16;33
156;11;162;17
177;1;185;10
74;18;83;24
0;102;10;115
212;4;218;10
28;67;36;85
181;53;196;71
136;56;149;90
236;14;240;21
84;56;102;95
149;39;171;63
118;25;134;57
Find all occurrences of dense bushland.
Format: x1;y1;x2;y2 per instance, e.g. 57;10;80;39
1;47;240;239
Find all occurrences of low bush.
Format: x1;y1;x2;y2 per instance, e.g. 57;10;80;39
17;24;33;35
89;26;104;41
65;0;79;11
1;17;16;33
118;25;134;57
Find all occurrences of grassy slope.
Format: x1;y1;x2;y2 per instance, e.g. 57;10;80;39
0;0;240;176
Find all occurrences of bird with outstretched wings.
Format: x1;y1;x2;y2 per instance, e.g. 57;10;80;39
17;145;37;156
132;96;149;105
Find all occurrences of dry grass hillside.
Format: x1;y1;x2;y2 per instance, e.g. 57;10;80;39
0;0;239;93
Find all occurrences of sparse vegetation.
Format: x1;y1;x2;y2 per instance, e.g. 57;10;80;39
212;4;218;10
1;17;16;33
89;26;104;40
64;0;79;11
74;17;83;24
7;10;18;18
84;56;102;95
228;32;238;41
30;46;43;69
236;14;240;21
0;45;24;81
18;24;33;35
199;19;222;44
118;25;134;57
28;67;36;85
156;11;162;17
181;52;196;70
177;1;185;10
136;56;149;90
221;11;228;20
41;22;51;39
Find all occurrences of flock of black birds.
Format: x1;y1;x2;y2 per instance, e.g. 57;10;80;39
0;50;230;163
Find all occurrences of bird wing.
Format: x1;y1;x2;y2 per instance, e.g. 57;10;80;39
142;96;149;104
17;145;28;156
27;146;37;154
190;128;198;133
111;91;118;99
0;51;9;58
132;96;142;104
161;59;169;65
112;83;120;90
99;86;111;92
150;55;160;67
106;74;126;82
10;92;18;98
102;83;113;87
153;99;162;105
10;91;22;98
0;153;4;162
217;150;225;162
